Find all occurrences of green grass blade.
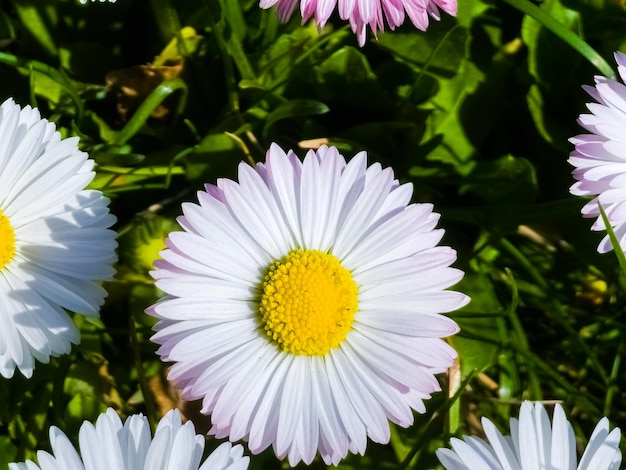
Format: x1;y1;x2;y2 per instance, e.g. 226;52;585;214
113;78;188;146
502;0;615;78
598;203;626;287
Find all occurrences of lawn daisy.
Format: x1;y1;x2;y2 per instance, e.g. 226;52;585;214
569;51;626;253
0;98;116;379
148;143;468;465
9;408;249;470
437;401;622;470
259;0;457;46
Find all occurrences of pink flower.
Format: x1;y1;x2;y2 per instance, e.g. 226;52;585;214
259;0;457;46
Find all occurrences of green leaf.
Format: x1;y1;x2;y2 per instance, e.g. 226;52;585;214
421;52;483;172
113;78;189;146
0;436;18;467
90;165;185;192
376;22;469;76
118;215;180;275
0;51;84;117
455;0;492;26
262;98;329;136
257;28;316;90
30;69;66;105
149;0;182;46
449;272;501;379
220;0;248;40
154;26;203;65
13;1;57;57
442;198;583;226
598;203;626;288
208;0;256;81
506;0;614;77
0;9;16;44
63;361;112;430
521;0;590;150
59;42;116;82
460;155;538;205
316;47;392;110
185;132;246;183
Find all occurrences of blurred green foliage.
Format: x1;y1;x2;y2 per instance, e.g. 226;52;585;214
0;0;625;467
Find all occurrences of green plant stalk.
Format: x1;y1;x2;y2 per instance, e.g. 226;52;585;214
205;1;243;117
598;203;626;290
411;24;462;96
491;270;524;424
500;237;550;292
265;25;351;94
496;310;520;409
604;341;622;417
98;165;186;176
553;303;609;383
13;2;57;57
129;313;157;433
502;237;609;384
28;64;38;109
450;330;600;414
504;268;542;399
0;51;84;118
443;198;583;226
103;183;179;193
113;79;188;146
21;381;53;456
449;311;508;318
206;0;256;81
502;0;614;78
51;357;72;432
165;147;195;188
150;0;182;46
218;0;247;42
515;347;601;413
397;370;477;469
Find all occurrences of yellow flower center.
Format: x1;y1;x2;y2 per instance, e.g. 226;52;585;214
0;210;16;270
259;249;358;356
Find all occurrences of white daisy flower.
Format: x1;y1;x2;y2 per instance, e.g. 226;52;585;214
147;143;469;465
9;408;249;470
437;401;622;470
569;51;626;253
78;0;117;3
0;98;116;378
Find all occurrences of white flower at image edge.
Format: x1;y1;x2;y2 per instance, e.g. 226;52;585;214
9;408;249;470
0;98;116;378
259;0;456;46
147;143;469;465
437;401;622;470
569;51;626;253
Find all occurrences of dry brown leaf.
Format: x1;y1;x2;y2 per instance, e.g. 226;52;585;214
105;58;184;121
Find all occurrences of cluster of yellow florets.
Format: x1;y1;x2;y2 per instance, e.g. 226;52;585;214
259;249;358;356
0;210;15;270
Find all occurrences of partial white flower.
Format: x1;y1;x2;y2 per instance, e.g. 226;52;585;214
569;51;626;253
259;0;456;46
148;143;469;465
0;98;116;378
9;408;249;470
437;401;622;469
